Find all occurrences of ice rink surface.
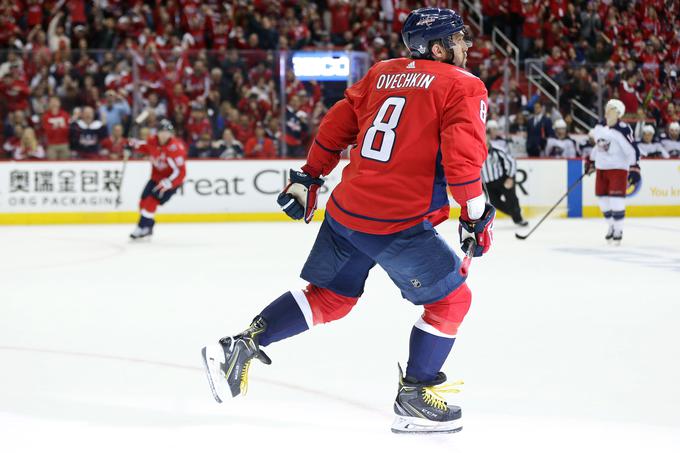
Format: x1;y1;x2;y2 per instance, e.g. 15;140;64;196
1;217;679;453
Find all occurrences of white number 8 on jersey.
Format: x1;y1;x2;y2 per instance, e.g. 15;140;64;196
360;97;406;163
479;99;487;124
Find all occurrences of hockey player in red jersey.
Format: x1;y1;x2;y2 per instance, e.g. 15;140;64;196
201;8;496;434
129;119;187;239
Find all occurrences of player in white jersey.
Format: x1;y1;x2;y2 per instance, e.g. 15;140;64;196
544;119;578;157
636;125;668;158
585;99;639;244
660;122;680;157
486;119;511;153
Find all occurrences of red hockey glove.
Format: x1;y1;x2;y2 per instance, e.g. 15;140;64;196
277;169;325;223
459;203;496;257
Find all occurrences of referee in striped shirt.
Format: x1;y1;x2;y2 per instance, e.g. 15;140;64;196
482;121;528;226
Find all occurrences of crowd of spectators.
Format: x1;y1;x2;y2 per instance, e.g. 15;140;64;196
479;0;680;149
0;0;678;161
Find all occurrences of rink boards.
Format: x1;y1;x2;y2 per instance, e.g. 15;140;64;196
0;159;678;224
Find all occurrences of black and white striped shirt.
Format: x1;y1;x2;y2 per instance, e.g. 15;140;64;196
482;143;517;183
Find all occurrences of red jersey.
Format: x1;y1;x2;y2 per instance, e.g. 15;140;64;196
42;110;70;145
185;73;209;99
68;0;87;24
27;3;43;27
330;3;351;35
136;136;187;188
302;58;488;235
618;81;641;114
245;136;276;159
1;78;30;112
186;117;212;143
522;4;542;38
100;136;129;159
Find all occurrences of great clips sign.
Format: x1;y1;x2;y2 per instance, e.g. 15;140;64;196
0;160;347;214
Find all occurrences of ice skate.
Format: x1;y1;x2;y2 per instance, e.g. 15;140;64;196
391;364;463;434
605;226;614;242
612;231;622;245
201;316;272;403
514;219;529;227
129;226;153;240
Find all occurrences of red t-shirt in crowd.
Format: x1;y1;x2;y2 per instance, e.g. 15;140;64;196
618;82;640;114
508;0;523;14
330;3;351;35
168;92;190;118
68;0;87;24
550;0;568;18
545;55;567;77
100;136;129;159
245;136;276;159
27;3;43;27
522;4;542;39
481;0;502;16
1;78;30;112
641;51;660;75
42;110;71;145
392;8;410;33
186;117;212;143
231;121;253;145
185;73;209;99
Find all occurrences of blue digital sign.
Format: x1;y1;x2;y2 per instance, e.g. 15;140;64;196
291;51;350;81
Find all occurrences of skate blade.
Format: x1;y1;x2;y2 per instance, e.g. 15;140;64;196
201;345;226;403
391;415;463;435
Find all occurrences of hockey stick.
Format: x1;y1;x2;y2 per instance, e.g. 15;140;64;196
515;172;589;240
115;151;129;208
115;110;149;209
460;238;476;276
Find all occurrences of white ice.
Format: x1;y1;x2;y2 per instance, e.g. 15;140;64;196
1;217;680;453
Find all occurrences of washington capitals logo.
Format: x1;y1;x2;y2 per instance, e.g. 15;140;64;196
415;15;437;26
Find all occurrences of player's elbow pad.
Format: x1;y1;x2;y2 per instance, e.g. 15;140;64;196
466;194;486;221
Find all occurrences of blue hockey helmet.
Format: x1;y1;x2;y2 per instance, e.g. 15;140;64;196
401;8;471;60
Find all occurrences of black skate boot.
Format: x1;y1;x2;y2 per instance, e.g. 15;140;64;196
130;226;153;240
514;218;529;227
201;316;272;403
612;230;622;245
605;226;614;242
391;364;464;434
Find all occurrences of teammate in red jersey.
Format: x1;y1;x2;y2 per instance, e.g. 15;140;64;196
129;119;187;240
201;8;496;434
